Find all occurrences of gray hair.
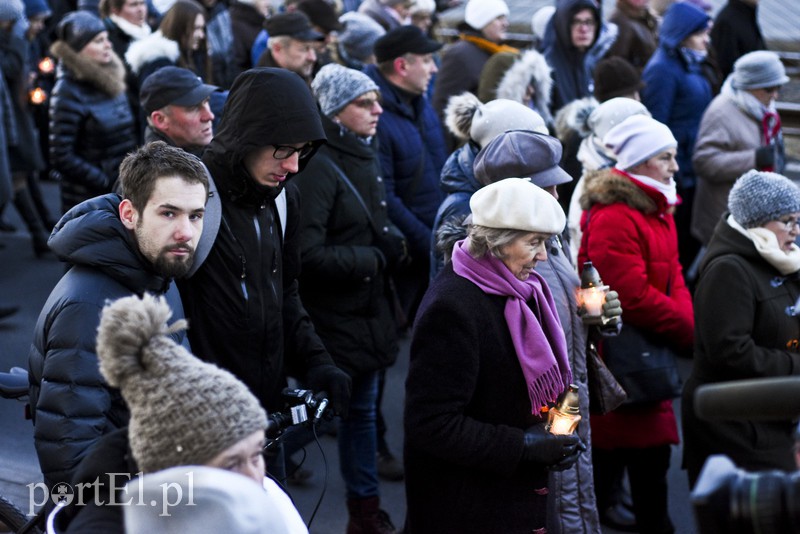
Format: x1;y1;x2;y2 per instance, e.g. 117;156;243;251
466;224;533;260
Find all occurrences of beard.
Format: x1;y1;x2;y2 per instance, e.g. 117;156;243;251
151;245;195;278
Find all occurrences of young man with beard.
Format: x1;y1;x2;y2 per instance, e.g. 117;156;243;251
28;141;209;490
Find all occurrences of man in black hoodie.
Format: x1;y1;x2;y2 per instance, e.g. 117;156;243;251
177;67;352;479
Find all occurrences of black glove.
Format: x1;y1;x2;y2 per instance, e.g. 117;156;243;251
756;145;776;169
374;229;409;272
521;424;585;471
306;364;352;418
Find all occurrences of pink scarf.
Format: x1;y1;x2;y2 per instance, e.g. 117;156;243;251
451;239;572;413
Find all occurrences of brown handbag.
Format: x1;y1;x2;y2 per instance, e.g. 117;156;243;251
586;340;627;414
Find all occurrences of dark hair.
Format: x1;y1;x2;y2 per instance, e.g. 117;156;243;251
118;141;209;213
159;0;213;82
99;0;127;17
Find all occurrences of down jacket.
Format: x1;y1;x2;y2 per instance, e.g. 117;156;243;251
48;41;135;213
682;218;800;485
578;168;693;449
28;195;186;489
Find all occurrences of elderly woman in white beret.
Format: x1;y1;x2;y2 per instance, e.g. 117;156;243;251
579;114;694;534
405;178;584;533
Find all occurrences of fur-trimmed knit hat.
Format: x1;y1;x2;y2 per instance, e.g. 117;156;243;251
56;11;106;52
96;294;268;474
464;0;509;30
604;115;677;171
444;92;547;147
312;63;379;117
728;170;800;229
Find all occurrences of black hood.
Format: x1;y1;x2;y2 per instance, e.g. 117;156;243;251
204;67;327;205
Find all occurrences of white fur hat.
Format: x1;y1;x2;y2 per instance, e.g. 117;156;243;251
604;115;677;171
469;177;566;234
465;0;509;30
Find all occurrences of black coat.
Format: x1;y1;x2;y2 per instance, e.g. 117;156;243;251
404;263;548;533
293;115;399;377
682;217;800;485
48;41;135;213
28;195;185;489
180;68;331;411
710;0;765;79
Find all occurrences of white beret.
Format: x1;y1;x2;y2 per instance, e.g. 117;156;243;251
469;178;566;234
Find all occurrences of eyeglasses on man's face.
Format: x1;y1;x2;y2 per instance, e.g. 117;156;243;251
272;143;314;160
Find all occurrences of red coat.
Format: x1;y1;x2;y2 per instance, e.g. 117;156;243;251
578;168;693;449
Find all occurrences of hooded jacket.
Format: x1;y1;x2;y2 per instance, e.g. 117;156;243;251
179;68;332;411
364;64;447;258
28;194;186;489
578;168;693;449
641;2;713;190
682;217;800;484
49;41;135;212
541;0;618;113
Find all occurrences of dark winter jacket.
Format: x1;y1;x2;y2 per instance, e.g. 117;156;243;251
710;0;765;79
229;1;265;78
48;41;135;213
682;218;800;484
293;114;399;377
578;168;692;449
179;68;332;411
28;195;186;489
641;2;713;190
541;0;618;113
405;262;549;533
364;64;447;258
607;0;659;71
431;33;491;120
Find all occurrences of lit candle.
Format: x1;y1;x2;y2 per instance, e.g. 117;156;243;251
581;286;606;317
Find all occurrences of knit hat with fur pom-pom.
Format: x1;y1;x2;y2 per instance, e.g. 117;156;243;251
96;293;267;473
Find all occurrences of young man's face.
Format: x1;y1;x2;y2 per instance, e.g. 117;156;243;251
153;99;215;149
120;176;207;278
243;143;312;188
570;8;597;51
397;53;438;95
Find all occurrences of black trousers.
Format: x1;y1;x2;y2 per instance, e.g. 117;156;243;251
593;445;675;534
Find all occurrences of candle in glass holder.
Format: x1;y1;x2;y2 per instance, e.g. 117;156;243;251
547;384;581;435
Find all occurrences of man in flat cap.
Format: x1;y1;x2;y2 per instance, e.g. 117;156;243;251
140;66;218;157
257;11;324;84
365;25;446;325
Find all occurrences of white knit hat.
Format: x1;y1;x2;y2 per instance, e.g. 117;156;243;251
465;0;509;30
604;115;677;171
470;177;566;234
470;99;548;147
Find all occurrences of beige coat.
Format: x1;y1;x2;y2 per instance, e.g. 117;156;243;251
691;94;760;245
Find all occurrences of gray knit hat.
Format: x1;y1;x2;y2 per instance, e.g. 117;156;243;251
338;12;385;65
96;294;268;474
728;170;800;229
312;63;379;117
0;0;24;21
731;50;789;91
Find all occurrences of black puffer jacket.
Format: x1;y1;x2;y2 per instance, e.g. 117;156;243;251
181;68;333;411
28;195;186;489
48;41;135;213
293;114;399;377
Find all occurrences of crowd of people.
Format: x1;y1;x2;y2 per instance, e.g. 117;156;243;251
0;0;796;532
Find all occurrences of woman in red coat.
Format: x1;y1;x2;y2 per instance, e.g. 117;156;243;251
578;114;694;534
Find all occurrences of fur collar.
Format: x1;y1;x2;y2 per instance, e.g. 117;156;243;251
51;41;127;97
124;31;180;75
495;49;554;125
580;167;669;215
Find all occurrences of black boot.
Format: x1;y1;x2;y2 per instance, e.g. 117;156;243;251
346;496;396;534
13;188;51;258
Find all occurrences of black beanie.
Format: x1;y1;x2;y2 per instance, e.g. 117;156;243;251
593;56;645;103
57;11;106;52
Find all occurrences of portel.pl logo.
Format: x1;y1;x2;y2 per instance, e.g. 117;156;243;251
27;471;196;517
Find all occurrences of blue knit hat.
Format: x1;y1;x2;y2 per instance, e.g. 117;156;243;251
0;0;24;22
728;170;800;229
24;0;52;19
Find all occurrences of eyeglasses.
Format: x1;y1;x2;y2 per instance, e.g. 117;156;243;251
272;144;314;160
350;97;381;110
571;17;596;28
778;217;800;231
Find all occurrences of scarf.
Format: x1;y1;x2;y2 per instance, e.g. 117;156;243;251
728;215;800;275
451;239;572;413
109;14;152;41
460;34;519;56
577;134;615;172
627;172;679;206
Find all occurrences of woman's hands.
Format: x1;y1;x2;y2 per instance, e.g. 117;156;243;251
521;423;586;471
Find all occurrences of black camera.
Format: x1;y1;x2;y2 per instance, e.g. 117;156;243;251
266;388;329;438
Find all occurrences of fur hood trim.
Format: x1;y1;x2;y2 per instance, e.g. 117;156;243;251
554;96;597;142
124;31;180;75
580;167;660;215
50;40;127;97
444;92;482;140
495;49;553;124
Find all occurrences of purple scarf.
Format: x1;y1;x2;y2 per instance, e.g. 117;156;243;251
452;239;572;413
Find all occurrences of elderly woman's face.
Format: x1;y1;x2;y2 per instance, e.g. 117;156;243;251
763;212;800;252
499;232;549;281
633;148;679;184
